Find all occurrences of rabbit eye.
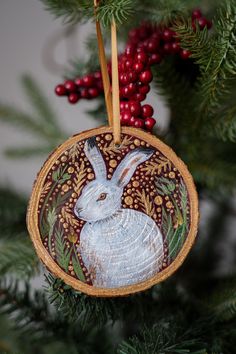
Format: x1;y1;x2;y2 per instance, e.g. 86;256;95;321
97;193;107;201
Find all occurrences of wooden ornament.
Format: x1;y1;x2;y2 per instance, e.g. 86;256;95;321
27;126;198;297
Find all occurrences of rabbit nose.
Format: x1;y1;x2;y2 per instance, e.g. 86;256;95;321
76;207;83;213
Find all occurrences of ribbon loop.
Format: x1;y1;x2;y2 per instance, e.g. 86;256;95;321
94;2;121;145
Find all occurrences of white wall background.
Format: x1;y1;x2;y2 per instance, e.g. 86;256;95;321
0;0;169;195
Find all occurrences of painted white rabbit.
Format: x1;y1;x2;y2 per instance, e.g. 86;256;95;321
74;137;164;288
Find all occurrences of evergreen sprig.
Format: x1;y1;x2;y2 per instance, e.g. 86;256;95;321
198;1;236;115
96;0;136;27
40;0;136;27
0;75;66;158
0;235;37;279
173;1;236;142
138;0;199;26
40;0;93;24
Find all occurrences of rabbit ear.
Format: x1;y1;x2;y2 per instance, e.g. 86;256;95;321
112;148;154;188
84;137;107;180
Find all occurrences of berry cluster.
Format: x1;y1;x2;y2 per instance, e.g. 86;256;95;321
191;9;212;31
55;72;103;104
55;9;212;131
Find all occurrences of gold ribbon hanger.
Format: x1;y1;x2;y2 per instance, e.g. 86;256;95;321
94;1;121;145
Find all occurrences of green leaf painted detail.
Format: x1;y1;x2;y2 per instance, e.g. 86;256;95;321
72;255;86;282
54;227;72;272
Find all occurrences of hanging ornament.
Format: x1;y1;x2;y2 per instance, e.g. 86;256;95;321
27;3;198;297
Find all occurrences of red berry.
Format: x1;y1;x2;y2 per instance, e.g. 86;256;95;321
129;116;136;126
180;49;191;60
171;42;180;53
121;83;136;98
128;71;138;83
198;17;208;30
132;92;146;102
94;71;102;80
120;73;130;86
192;9;202;20
142;104;154;118
75;78;83;86
147;38;159;53
96;81;103;92
88;87;99;98
82;75;94;87
127;83;137;95
118;61;125;73
68;93;80;104
125;44;136;57
139;27;150;40
120;101;127;111
80;88;90;99
55;84;67;96
139;70;153;84
144;117;156;130
120;111;132;125
133;61;144;73
64;80;76;92
136;46;145;53
124;59;133;70
142;40;149;50
149;53;162;65
129;100;142;116
192;20;197;31
128;29;140;43
135;51;149;64
138;85;150;94
134;118;145;129
163;43;172;54
207;19;212;29
120;101;130;110
162;29;174;42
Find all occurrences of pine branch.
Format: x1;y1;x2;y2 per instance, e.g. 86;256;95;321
0;188;38;279
21;75;62;132
0;104;52;139
197;2;236;115
0;234;37;279
96;0;136;27
64;35;101;78
213;103;236;142
40;0;93;24
138;0;199;26
0;75;67;158
208;279;236;322
118;319;206;354
0;188;27;237
45;274;120;326
189;152;236;191
0;279;114;354
174;2;236;126
41;0;137;27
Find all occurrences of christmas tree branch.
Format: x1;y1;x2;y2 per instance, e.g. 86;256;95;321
173;1;236;135
197;1;236;115
137;0;199;26
0;235;37;279
21;75;63;133
0;188;38;279
0;75;67;158
40;0;137;27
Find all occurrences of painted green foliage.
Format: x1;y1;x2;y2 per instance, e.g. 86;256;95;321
38;166;86;282
157;177;189;262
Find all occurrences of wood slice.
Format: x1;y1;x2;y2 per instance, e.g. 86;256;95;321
27;126;198;297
